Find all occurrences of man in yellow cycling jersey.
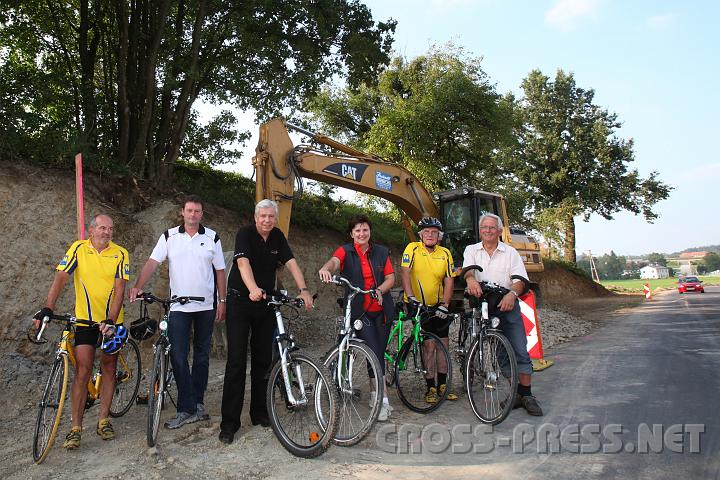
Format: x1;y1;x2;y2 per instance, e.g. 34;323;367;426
400;217;457;404
34;214;130;449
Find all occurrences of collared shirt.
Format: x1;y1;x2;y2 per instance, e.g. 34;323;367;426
227;225;294;301
150;224;225;312
462;241;527;289
56;239;130;324
401;241;455;305
333;243;394;312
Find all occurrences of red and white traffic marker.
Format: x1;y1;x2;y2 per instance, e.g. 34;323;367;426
643;283;652;300
519;289;554;371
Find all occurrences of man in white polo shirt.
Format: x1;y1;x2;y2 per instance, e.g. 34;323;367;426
129;195;227;428
462;213;542;416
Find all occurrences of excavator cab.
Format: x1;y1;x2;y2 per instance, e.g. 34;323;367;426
437;188;503;263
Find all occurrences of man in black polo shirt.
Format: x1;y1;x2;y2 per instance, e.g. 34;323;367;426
219;199;314;444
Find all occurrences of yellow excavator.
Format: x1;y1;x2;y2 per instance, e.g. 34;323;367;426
252;117;543;274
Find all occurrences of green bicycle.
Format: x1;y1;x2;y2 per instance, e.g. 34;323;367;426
385;299;453;413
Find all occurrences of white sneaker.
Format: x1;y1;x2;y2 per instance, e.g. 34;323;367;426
369;390;378;408
378;403;391;422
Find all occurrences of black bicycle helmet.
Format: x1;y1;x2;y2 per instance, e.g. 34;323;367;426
418;217;443;231
129;317;158;341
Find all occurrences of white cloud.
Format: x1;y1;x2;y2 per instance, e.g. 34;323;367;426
673;162;720;184
545;0;601;31
647;13;675;30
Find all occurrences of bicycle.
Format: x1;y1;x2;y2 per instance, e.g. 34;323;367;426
265;290;338;457
321;276;384;445
138;293;205;447
30;314;141;464
385;298;453;413
455;265;519;425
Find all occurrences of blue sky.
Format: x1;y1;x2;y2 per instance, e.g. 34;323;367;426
228;0;719;257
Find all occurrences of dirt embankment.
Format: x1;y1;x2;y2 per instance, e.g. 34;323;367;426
0;161;621;351
0;160;644;479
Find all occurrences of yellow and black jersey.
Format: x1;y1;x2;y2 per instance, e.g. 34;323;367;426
56;239;130;324
400;241;455;305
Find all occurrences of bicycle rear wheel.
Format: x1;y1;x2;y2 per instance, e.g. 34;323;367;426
396;331;452;413
33;354;69;464
147;346;166;447
267;352;338;457
465;330;518;425
110;339;141;417
323;340;383;446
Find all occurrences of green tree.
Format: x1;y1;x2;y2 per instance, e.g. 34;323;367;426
0;1;395;184
513;69;672;263
596;251;626;280
307;45;516;193
646;252;667;266
704;252;720;272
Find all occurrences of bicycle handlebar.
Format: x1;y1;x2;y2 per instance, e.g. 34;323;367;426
135;292;205;309
266;290;317;309
329;275;379;299
29;314;104;345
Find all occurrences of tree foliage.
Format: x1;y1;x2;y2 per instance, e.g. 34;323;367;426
512;69;672;263
307;45;516;193
703;252;720;272
646;252;667;267
0;0;395;184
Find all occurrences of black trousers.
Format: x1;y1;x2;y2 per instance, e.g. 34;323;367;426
220;296;274;433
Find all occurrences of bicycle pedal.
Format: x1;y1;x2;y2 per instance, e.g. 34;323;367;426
136;393;149;405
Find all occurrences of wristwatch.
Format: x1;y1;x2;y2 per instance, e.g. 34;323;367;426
300;288;309;292
509;290;519;298
218;299;227;303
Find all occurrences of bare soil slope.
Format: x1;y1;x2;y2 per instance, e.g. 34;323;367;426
0;161;640;479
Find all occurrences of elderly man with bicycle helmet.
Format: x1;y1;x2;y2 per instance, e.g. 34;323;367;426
462;213;543;416
400;216;458;404
33;214;130;449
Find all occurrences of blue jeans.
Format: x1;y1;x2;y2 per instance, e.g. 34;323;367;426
498;302;533;375
168;309;215;414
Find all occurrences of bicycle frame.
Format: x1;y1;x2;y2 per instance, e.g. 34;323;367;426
333;279;376;395
270;295;308;407
47;318;111;403
387;303;435;372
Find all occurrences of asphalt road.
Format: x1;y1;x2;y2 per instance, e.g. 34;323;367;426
332;287;720;480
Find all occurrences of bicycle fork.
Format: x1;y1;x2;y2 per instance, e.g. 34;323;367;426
335;336;355;396
274;311;308;407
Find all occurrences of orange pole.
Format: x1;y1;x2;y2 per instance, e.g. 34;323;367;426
75;153;85;239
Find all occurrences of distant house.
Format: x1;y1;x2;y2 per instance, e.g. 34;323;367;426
640;264;670;279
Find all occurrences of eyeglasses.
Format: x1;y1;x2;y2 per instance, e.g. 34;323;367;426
479;226;499;231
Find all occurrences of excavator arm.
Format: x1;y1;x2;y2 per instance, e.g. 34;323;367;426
253;117;437;238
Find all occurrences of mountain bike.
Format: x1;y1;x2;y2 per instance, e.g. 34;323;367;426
266;290;338;457
320;276;384;446
138;293;205;447
456;265;518;425
30;314;141;464
385;298;453;413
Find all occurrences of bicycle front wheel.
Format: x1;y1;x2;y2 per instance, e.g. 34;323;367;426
267;353;338;458
147;346;166;447
396;331;452;413
33;354;69;464
323;340;383;446
110;338;141;417
465;330;518;425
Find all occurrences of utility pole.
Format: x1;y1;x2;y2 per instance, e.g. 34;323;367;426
587;250;600;283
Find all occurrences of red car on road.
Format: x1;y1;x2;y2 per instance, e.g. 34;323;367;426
677;276;705;294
